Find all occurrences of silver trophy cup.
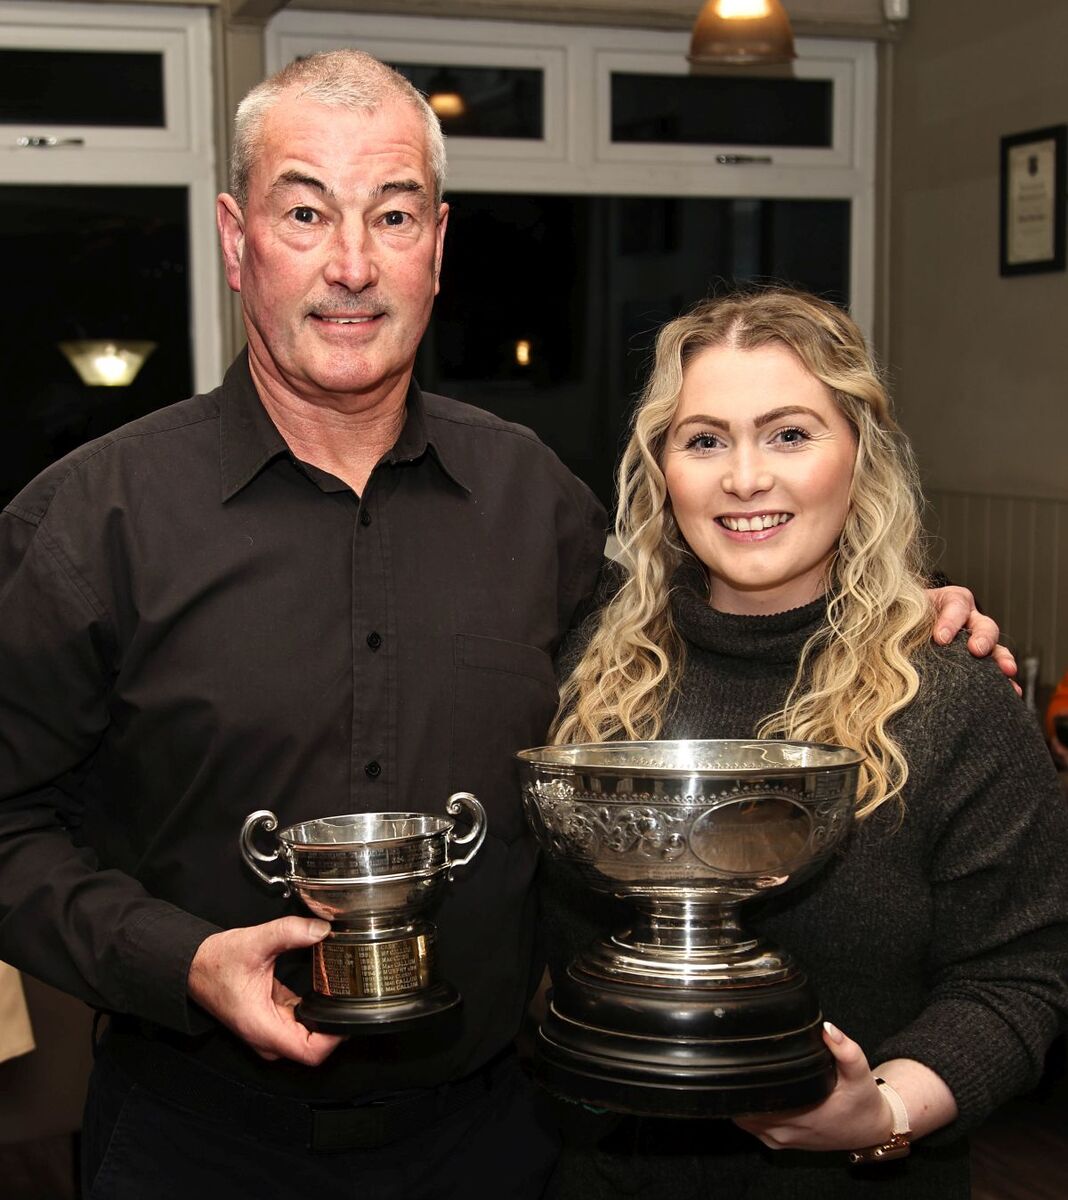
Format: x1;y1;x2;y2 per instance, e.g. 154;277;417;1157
517;739;861;1116
240;793;486;1033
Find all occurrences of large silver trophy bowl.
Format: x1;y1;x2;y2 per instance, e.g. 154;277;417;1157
517;740;862;1117
240;793;486;1034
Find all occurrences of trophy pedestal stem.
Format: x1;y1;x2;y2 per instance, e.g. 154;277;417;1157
536;925;834;1117
625;900;768;962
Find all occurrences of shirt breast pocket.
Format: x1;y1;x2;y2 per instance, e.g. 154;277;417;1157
450;634;558;846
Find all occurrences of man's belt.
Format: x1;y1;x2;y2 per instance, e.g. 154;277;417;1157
101;1021;515;1154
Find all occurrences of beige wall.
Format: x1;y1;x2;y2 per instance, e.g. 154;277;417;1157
888;0;1068;500
887;0;1068;673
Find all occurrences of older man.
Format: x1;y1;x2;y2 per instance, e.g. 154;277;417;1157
0;52;604;1199
0;49;999;1200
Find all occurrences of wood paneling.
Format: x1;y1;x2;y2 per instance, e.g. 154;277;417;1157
929;488;1068;685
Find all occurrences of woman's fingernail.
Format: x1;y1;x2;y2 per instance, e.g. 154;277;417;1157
937;627;953;643
309;920;331;938
974;638;990;654
823;1021;844;1043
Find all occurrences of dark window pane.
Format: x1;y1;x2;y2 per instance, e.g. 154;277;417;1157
417;193;849;505
0;185;192;505
0;49;165;127
611;72;832;148
390;63;542;139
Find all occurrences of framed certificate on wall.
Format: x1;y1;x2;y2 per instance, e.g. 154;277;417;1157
1000;124;1066;275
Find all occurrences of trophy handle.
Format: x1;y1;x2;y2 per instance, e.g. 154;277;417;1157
240;810;292;898
445;792;487;871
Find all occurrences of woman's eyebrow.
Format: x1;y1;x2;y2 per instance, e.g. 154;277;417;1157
675;405;829;432
675;414;730;432
753;405;829;429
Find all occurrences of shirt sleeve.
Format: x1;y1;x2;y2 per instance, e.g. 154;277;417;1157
874;654;1068;1136
0;502;219;1033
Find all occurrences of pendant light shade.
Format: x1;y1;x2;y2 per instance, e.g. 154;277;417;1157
688;0;797;68
426;68;467;119
58;340;156;387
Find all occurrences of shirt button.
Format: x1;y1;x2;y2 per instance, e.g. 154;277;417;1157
366;631;382;650
365;760;381;779
360;509;372;527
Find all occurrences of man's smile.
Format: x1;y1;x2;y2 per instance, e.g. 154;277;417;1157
312;314;380;324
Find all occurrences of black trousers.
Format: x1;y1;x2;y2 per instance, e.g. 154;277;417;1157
546;1107;967;1200
82;1042;559;1200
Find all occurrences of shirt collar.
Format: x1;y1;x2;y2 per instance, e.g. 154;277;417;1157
387;379;470;493
217;354;468;500
218;354;289;501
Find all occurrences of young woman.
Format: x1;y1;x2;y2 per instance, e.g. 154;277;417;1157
544;289;1068;1199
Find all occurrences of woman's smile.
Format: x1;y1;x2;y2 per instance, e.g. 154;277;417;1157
716;511;794;538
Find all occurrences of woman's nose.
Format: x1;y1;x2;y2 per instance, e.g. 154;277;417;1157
721;448;773;498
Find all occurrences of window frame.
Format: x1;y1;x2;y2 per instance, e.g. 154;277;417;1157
0;1;223;394
595;48;856;169
267;13;876;336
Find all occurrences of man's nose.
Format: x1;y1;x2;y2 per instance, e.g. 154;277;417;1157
721;447;773;498
323;220;377;291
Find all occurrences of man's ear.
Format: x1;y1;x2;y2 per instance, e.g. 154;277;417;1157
216;193;245;293
432;203;449;297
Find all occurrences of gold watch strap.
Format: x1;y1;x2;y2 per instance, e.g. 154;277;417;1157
847;1077;912;1165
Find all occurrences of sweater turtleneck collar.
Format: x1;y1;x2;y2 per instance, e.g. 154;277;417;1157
670;563;828;666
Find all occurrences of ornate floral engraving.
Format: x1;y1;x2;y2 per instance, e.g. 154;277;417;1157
524;757;855;885
526;788;691;862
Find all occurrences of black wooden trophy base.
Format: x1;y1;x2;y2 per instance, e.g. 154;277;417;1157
535;955;834;1117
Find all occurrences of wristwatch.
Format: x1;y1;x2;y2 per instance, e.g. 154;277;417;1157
847;1077;912;1165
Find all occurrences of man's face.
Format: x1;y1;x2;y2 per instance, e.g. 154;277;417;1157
217;93;447;410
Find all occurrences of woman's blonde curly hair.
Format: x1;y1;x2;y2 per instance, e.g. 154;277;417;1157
552;288;933;820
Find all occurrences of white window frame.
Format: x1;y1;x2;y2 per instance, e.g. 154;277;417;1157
268;11;877;335
593;45;859;171
278;33;570;165
1;1;223;394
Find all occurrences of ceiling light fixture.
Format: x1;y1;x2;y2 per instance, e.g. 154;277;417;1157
688;0;797;68
427;69;466;119
58;340;157;387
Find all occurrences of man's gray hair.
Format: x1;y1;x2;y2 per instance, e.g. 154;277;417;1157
230;50;447;209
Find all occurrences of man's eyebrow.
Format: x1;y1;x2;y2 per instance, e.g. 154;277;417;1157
674;405;829;433
270;170;333;199
370;180;429;204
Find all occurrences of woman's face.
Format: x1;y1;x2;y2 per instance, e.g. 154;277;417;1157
663;342;858;615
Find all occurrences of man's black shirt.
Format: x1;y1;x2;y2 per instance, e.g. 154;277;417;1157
0;355;606;1099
